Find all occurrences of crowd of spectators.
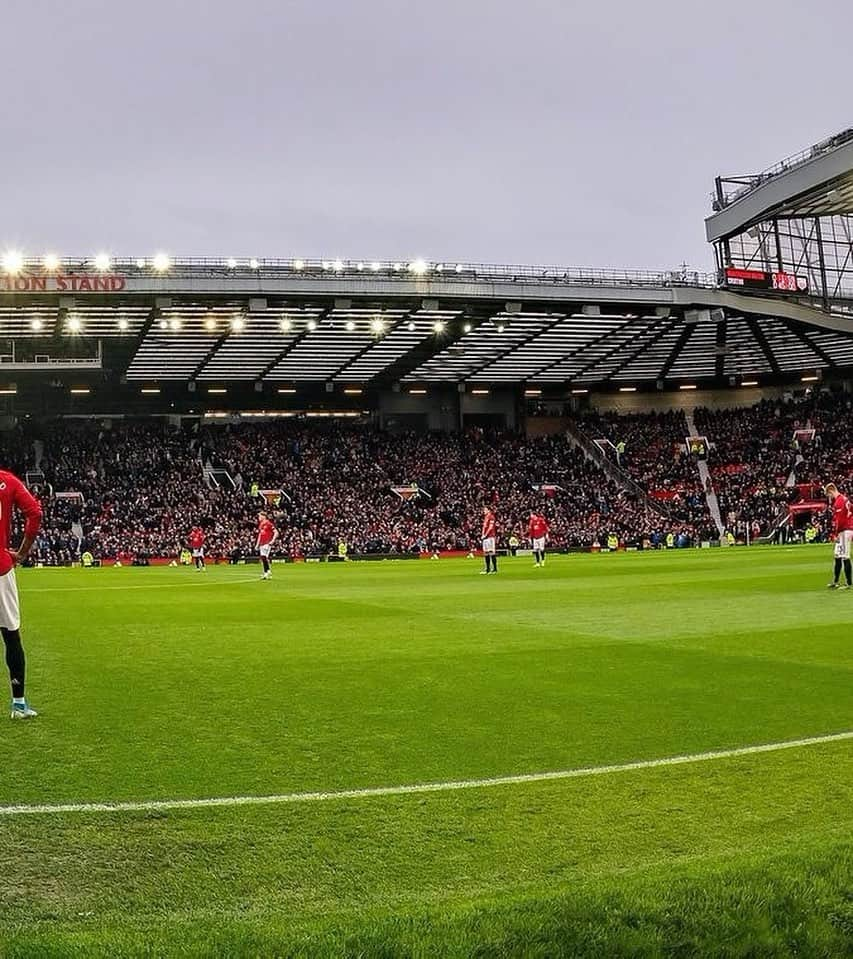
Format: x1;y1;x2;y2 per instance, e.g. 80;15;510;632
573;409;711;529
695;389;853;537
6;391;846;564
1;419;702;564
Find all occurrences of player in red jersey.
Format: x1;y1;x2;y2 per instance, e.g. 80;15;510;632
528;511;550;567
188;526;206;571
824;482;853;588
480;505;498;575
256;512;279;580
0;470;43;719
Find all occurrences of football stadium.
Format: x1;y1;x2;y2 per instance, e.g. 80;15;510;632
0;123;850;957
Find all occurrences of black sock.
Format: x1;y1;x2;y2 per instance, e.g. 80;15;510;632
844;559;851;586
262;557;270;574
834;558;842;583
2;628;25;699
492;555;498;572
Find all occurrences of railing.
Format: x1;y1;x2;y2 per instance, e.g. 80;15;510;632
4;255;719;290
715;127;853;208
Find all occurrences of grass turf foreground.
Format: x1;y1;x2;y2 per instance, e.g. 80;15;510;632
0;547;850;957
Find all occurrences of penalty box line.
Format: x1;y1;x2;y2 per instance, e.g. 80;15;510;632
0;731;850;818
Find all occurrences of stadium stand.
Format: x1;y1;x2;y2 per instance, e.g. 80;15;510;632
9;419;716;565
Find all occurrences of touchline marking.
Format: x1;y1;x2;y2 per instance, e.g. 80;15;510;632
0;731;850;818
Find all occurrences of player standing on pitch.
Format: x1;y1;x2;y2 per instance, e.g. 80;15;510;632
528;511;549;567
480;504;498;575
256;511;278;580
188;525;206;571
0;469;43;718
824;482;853;589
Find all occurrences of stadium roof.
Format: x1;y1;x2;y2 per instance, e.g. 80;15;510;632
706;128;853;243
2;257;853;392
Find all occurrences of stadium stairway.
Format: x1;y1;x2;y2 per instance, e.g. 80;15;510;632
564;420;673;520
684;410;724;537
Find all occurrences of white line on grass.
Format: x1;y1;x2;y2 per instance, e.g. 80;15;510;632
0;731;849;818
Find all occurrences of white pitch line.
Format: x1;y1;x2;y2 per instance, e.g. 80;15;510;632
0;731;850;818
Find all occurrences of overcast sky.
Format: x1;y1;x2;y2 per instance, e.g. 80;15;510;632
2;0;851;272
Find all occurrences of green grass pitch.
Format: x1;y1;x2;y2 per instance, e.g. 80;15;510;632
0;548;850;957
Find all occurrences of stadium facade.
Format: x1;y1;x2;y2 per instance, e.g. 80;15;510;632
2;130;853;425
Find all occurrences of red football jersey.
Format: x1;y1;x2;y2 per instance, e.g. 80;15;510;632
189;528;205;549
528;514;549;539
831;493;853;534
258;518;277;546
0;470;42;576
481;510;496;539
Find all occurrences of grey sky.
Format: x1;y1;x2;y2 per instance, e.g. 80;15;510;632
3;0;851;271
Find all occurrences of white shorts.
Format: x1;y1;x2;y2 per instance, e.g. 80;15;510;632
191;548;204;558
834;529;853;559
0;569;21;631
482;537;496;554
532;537;546;551
259;544;272;558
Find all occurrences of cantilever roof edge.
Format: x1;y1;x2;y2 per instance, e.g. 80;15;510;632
705;136;853;243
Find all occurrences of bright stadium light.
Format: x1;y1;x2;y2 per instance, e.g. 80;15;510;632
433;320;446;333
741;379;758;387
231;315;245;332
356;262;364;271
345;320;356;332
169;317;182;331
496;323;506;333
66;315;82;334
455;263;464;273
226;257;237;269
407;321;416;332
140;387;161;394
31;317;43;332
322;261;332;271
333;259;344;272
152;253;171;272
306;318;318;331
409;258;428;276
277;387;296;394
292;259;305;271
471;388;490;395
801;374;819;382
463;322;472;333
117;317;129;332
619;386;637;392
0;387;17;395
207;387;227;394
370;261;381;272
1;250;24;274
249;258;260;270
571;388;589;394
408;388;427;395
679;384;697;391
435;263;444;273
343;387;363;395
136;258;147;268
371;317;385;335
70;387;91;395
42;253;61;272
93;253;111;272
280;317;292;332
158;318;168;330
393;262;403;272
524;388;542;396
204;315;217;332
